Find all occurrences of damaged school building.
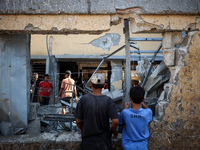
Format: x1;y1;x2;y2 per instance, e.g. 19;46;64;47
0;0;200;149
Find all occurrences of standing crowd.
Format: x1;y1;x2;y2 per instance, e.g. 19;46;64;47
30;71;152;150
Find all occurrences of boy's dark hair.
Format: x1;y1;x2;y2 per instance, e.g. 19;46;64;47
129;85;145;104
44;74;49;77
91;83;105;89
65;70;71;76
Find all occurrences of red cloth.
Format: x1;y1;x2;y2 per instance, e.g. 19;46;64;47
39;81;53;97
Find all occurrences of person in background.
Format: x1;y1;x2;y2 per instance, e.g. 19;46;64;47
119;86;153;150
30;73;40;103
39;74;53;105
57;70;77;114
75;73;119;150
132;79;139;87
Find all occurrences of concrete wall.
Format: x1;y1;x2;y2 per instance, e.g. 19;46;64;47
0;132;122;150
148;31;200;150
0;15;111;34
30;21;162;58
0;0;199;15
0;34;30;126
130;15;200;33
129;15;200;149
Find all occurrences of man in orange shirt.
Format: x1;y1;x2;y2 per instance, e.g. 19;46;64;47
57;70;77;114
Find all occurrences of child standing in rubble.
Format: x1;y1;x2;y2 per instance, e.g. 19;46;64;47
119;86;152;150
39;74;53;105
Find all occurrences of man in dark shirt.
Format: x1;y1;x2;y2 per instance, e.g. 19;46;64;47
74;73;119;150
30;73;40;103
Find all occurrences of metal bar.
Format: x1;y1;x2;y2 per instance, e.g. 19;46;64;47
104;45;126;59
130;44;139;50
151;43;162;63
130;55;163;58
130;50;163;53
129;37;162;41
84;86;93;93
85;45;126;86
129;44;141;60
123;19;132;106
141;43;162;88
86;59;105;86
130;57;163;62
43;114;76;122
76;85;88;94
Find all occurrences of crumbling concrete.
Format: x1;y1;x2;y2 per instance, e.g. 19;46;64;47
148;31;200;149
136;58;154;83
0;122;13;136
90;33;121;51
144;61;170;98
0;132;123;150
26;118;40;135
129;13;200;149
163;48;176;67
29;103;37;121
110;61;123;92
130;15;200;33
0;0;199;15
0;15;111;34
0;34;30;131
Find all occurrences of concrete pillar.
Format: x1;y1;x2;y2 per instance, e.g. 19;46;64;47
110;61;122;92
0;34;30;126
49;55;57;104
123;19;132;105
45;57;50;74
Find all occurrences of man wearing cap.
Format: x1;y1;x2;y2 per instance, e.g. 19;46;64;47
75;73;119;150
57;70;77;114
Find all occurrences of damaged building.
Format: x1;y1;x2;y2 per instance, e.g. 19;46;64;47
30;22;163;105
0;0;200;149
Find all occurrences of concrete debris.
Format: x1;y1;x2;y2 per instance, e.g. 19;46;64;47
29;103;37;121
144;61;170;98
26;118;41;134
0;122;13;136
0;98;26;136
144;98;158;116
102;89;123;101
14;128;26;135
163;48;176;67
0;98;11;123
136;58;154;83
164;83;174;102
136;60;170;117
60;100;77;109
37;103;63;116
158;91;166;102
37;99;81;133
155;101;169;119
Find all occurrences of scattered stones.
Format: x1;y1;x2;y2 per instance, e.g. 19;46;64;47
26;118;41;134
